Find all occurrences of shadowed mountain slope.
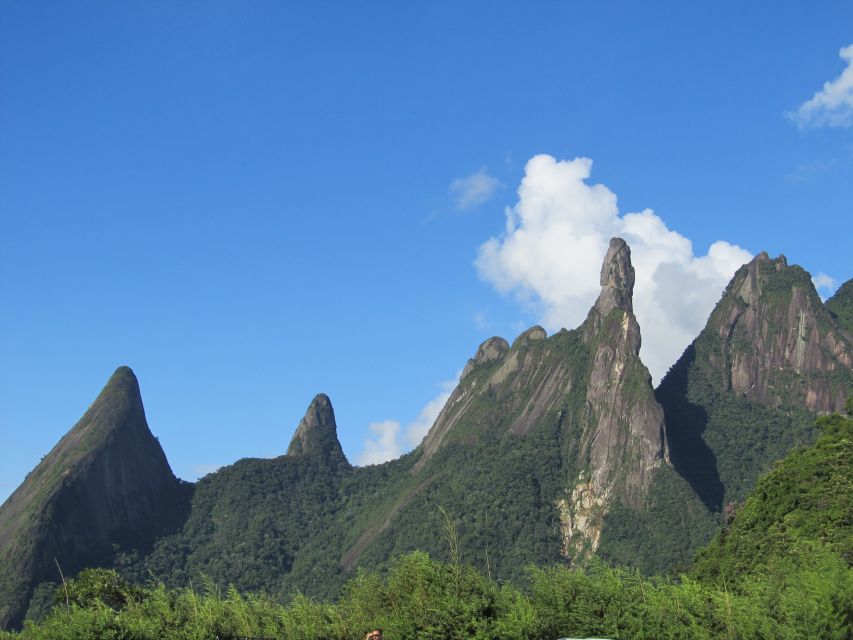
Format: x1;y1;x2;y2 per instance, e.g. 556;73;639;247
657;253;852;512
0;367;189;630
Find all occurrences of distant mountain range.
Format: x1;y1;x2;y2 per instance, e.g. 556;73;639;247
1;238;850;630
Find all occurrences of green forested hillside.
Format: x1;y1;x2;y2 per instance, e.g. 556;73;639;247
5;415;851;640
692;412;852;584
826;278;853;336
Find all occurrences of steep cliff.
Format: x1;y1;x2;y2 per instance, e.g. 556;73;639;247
286;393;349;468
0;367;189;630
657;253;852;510
401;238;667;563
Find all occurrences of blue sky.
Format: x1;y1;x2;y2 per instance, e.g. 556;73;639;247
2;2;852;500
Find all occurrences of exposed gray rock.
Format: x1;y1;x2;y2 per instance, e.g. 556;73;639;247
287;394;349;467
710;253;851;413
461;336;510;379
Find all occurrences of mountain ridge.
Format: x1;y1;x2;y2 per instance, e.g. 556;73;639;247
1;241;849;630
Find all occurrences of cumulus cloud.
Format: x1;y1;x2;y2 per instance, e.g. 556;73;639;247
358;420;402;466
790;44;853;128
357;378;457;466
476;155;753;383
450;169;503;210
812;272;838;300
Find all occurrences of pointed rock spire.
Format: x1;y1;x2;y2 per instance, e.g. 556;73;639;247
0;366;187;631
287;394;348;467
594;237;635;316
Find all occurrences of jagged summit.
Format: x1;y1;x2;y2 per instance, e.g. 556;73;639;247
658;252;852;512
461;336;510;379
287;394;348;467
594;237;635;316
511;325;547;348
712;251;850;412
410;238;667;561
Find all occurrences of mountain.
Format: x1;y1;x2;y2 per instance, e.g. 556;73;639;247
3;243;850;630
826;278;853;337
0;367;190;630
125;237;675;598
136;393;356;597
657;252;853;511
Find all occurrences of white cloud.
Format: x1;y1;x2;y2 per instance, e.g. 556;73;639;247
476;154;753;383
357;378;457;466
791;44;853;128
404;378;456;448
357;420;402;466
812;272;837;300
450;169;503;210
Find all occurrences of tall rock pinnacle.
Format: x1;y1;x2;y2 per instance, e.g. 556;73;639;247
594;237;635;316
408;237;668;564
555;238;668;561
287;394;348;467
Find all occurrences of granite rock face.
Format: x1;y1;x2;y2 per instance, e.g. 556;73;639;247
413;238;668;560
287;393;349;469
567;238;668;559
705;253;850;413
657;252;852;512
0;367;188;630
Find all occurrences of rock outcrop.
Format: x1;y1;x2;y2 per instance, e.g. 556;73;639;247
287;393;349;468
700;252;849;413
412;238;668;561
563;238;668;559
658;253;852;511
0;367;189;630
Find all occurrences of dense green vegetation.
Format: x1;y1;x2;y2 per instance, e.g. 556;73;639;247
2;548;848;639
597;465;718;576
692;413;852;584
5;414;850;639
826;278;853;336
657;341;818;511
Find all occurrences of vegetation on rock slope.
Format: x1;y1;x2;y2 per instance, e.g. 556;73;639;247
3;416;851;639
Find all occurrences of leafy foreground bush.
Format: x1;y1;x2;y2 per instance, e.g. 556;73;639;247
1;549;849;640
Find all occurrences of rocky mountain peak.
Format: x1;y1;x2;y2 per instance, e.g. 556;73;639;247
461;336;510;379
707;253;851;413
737;252;790;305
511;325;547;349
594;237;635;316
287;394;348;466
0;366;187;630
